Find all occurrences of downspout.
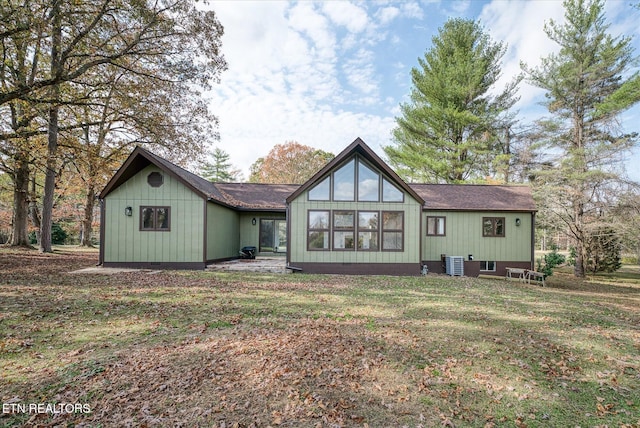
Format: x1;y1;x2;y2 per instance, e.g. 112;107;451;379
98;198;105;266
530;211;536;270
203;198;208;268
419;204;424;274
286;202;291;267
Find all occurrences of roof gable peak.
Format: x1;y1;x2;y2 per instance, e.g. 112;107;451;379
286;138;424;204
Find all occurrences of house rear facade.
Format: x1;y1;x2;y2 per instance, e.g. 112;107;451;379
99;138;536;276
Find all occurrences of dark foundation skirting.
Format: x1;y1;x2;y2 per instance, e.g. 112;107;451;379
422;260;532;277
102;261;205;270
288;262;421;276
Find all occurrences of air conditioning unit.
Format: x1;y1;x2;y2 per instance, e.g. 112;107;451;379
445;256;464;276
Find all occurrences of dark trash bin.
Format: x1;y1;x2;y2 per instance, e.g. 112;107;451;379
240;246;256;259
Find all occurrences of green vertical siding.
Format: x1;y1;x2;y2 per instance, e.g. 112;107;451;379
206;203;240;261
104;165;204;263
289;198;422;265
422;211;532;261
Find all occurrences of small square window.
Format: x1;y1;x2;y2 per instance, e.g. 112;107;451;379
480;261;496;271
140;206;170;231
483;217;505;237
427;216;446;236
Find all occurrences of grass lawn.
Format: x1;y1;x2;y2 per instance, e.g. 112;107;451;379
1;248;639;427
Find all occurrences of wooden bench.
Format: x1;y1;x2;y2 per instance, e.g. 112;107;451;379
526;270;545;287
505;267;526;282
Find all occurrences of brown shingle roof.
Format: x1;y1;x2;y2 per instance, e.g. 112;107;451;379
101;146;536;213
410;184;536;212
99;147;296;211
214;183;299;211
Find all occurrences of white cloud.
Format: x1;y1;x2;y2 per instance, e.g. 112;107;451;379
205;1;397;176
321;1;369;33
449;0;471;15
400;2;424;20
377;6;400;25
342;48;378;95
214;89;395;175
480;0;565;108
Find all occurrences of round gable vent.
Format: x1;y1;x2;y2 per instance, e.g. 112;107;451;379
147;172;163;187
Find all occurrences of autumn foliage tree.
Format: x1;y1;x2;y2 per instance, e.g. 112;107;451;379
0;0;227;250
249;141;334;184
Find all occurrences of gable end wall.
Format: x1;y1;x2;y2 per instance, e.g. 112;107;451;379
103;165;205;265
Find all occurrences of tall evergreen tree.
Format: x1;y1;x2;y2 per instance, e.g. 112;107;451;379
384;18;519;183
201;148;238;182
523;0;638;278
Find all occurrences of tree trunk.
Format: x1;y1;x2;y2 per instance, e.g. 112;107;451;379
40;0;62;253
28;174;41;245
80;186;96;247
10;158;31;246
40;104;59;253
574;239;586;277
573;200;586;278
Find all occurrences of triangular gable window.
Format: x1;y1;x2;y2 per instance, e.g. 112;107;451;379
382;178;404;202
309;176;330;201
306;156;404;203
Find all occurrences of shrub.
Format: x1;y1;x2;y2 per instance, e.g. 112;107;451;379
586;227;621;273
51;222;68;245
27;224;68;245
537;248;566;277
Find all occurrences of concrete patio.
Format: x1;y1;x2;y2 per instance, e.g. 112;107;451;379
206;257;289;274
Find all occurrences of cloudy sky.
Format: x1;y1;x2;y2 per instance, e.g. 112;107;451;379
204;0;640;182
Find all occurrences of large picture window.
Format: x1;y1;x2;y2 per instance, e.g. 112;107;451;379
483;217;505;237
333;160;355;201
358;162;380;202
382;211;403;251
333;211;355;250
427;216;446;236
307;209;406;252
358;211;379;250
140;206;170;231
308;211;330;250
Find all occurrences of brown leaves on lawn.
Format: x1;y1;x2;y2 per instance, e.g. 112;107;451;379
3;249;640;427
40;318;407;427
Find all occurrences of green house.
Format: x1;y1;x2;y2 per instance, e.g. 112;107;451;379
99;138;536;276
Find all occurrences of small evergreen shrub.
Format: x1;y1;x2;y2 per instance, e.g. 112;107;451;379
537;248;566;277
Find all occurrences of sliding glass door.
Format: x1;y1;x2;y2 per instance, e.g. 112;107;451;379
259;219;287;253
